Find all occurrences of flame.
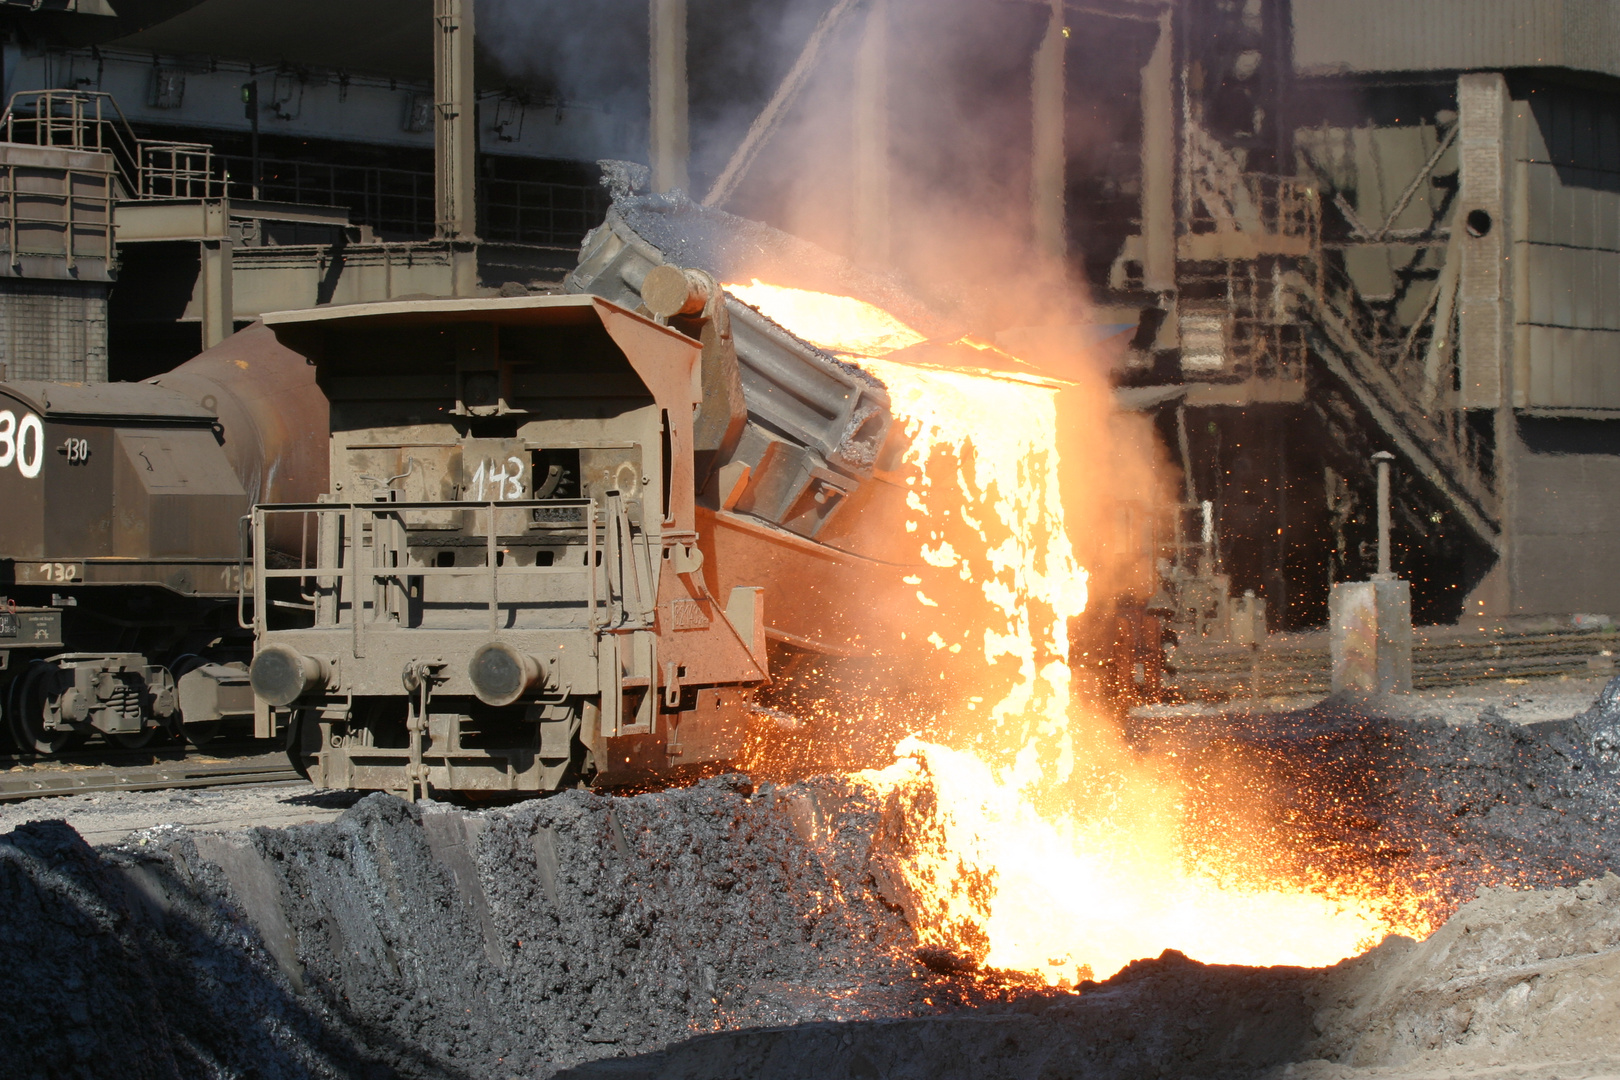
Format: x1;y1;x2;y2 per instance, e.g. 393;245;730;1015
726;280;1437;984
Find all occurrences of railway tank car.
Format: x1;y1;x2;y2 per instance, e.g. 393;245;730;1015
251;291;772;797
0;324;327;752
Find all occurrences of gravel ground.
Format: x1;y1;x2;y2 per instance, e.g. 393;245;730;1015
0;675;1602;848
0;782;360;845
1127;679;1620;922
2;678;1618;1079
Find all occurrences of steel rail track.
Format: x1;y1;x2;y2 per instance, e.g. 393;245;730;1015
0;760;303;802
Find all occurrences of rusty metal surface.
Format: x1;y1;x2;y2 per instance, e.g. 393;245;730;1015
1293;0;1620;80
696;506;914;657
0;758;299;801
0;381;246;571
152;320;329;510
0;605;63;653
565;196;923;574
0;380;214;421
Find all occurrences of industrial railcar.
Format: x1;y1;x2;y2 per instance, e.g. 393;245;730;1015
246;195;1003;798
0;325;327;752
250;285;775;796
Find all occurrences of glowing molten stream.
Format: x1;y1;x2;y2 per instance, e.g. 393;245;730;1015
727;279;1434;983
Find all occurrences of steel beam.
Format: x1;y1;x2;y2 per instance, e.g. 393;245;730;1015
1140;5;1174;291
704;0;864;209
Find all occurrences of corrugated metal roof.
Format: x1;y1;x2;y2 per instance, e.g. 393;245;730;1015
1293;0;1620;79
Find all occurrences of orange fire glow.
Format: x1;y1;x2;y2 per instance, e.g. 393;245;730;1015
726;279;1437;984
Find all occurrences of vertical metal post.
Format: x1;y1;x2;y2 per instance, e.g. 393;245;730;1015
1456;72;1511;410
587;506;600;632
434;0;477;239
1200;499;1214;575
350;504;365;658
1373;451;1394;578
851;0;890;266
1030;0;1066;259
487;502;499;632
242;80;261;200
199;200;233;349
1140;5;1175;292
1174;404;1196;505
62;162;74;272
648;0;690;193
408;675;428;802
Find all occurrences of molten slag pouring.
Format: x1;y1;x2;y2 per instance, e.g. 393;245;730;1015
728;279;1435;985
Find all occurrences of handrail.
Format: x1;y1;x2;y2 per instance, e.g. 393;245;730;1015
1;90;140;190
252;500;613;640
0;90;226;201
1281;270;1501;550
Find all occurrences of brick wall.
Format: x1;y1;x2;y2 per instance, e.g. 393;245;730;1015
0;280;110;383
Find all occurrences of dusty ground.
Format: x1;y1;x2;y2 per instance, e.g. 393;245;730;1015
1;676;1618;1079
1135;674;1613;727
556;874;1620;1080
0;781;359;845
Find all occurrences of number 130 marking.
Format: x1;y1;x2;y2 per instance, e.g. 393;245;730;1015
0;410;44;479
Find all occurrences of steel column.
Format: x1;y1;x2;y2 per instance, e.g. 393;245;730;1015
199;199;233;349
434;0;477;240
1031;0;1066;259
649;0;690;194
1141;5;1175;292
851;0;890;266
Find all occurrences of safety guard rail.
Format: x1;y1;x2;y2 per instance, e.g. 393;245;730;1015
242;500;642;658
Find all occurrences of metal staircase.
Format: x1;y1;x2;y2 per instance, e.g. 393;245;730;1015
1286;268;1501;553
1176;114;1501;555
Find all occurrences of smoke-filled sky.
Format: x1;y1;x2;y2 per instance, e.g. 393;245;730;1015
477;0;1167;611
478;0;1085;327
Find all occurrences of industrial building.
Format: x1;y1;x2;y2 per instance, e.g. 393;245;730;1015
6;8;1620;1077
0;0;1614;627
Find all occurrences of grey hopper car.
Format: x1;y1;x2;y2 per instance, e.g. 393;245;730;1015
252;291;769;797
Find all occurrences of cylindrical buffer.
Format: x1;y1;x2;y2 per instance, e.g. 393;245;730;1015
468;642;547;707
250;645;329;707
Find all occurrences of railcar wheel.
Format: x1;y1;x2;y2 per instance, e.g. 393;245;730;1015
8;662;82;756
